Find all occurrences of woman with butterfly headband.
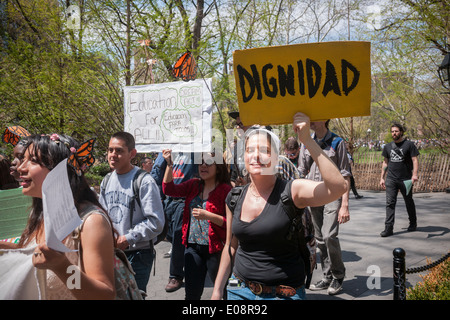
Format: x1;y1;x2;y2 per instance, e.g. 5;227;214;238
1;133;117;299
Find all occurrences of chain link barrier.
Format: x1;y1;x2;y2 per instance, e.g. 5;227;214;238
393;248;450;300
406;252;450;274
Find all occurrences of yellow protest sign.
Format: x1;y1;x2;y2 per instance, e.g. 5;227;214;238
233;41;371;125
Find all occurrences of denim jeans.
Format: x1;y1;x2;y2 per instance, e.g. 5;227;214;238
184;243;221;300
125;248;155;293
226;275;306;300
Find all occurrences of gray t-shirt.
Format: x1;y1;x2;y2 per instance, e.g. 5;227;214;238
99;166;165;251
298;130;351;181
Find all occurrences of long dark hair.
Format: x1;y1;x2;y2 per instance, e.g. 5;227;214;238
214;161;231;185
18;134;113;247
197;153;231;195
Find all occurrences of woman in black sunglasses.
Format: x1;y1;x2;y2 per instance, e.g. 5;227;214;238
162;150;231;300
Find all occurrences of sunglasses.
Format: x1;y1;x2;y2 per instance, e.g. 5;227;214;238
201;158;215;166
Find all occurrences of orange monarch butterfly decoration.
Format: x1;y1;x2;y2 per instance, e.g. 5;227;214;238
2;126;31;146
67;138;96;176
172;51;197;81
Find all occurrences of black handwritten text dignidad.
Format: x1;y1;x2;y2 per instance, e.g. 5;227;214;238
237;58;360;102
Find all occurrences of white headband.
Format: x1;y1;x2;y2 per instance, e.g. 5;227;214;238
244;128;280;155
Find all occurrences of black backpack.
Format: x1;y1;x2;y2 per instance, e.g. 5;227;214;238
100;169;168;246
228;180;316;289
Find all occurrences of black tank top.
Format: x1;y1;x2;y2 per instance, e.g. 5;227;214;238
226;178;305;287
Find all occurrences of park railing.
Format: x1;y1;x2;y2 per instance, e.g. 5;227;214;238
353;152;450;192
393;248;450;300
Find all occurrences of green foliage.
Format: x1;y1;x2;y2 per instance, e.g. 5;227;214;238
89;162;111;177
84;172;103;188
0;0;124;154
84;162;111;188
0;0;448;155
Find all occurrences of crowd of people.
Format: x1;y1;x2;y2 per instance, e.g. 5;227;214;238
0;112;420;300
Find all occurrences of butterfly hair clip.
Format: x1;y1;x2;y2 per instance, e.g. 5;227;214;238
67;138;96;176
2;126;30;146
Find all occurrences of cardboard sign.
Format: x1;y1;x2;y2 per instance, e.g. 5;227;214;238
233;41;371;125
124;79;213;152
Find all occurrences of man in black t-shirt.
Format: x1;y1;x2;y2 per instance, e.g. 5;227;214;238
379;123;419;237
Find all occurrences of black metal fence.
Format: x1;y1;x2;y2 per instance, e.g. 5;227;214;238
393;248;450;300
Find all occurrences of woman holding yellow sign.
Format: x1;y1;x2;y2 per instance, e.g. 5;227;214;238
212;112;347;300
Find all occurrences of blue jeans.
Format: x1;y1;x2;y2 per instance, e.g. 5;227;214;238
184;243;221;300
126;248;155;293
226;275;306;300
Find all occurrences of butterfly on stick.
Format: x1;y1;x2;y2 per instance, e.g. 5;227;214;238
2;126;30;146
172;51;197;81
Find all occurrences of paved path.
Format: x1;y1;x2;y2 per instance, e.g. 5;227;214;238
146;190;450;300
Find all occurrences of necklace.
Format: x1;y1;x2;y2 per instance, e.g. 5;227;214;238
249;184;262;202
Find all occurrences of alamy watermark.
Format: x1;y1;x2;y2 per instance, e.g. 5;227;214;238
66;265;81;290
366;5;381;30
66;5;81;30
366;265;381;290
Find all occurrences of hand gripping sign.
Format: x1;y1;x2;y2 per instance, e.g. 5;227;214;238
233;41;371;125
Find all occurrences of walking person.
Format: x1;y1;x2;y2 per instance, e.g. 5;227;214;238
151;151;198;292
162;150;231;300
99;131;165;293
298;119;351;295
346;147;363;199
379;123;419;237
211;113;347;300
1;133;116;299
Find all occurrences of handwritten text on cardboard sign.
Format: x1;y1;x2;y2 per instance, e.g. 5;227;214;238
233;42;371;125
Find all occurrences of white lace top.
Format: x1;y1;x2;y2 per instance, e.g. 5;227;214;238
28;206;107;300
